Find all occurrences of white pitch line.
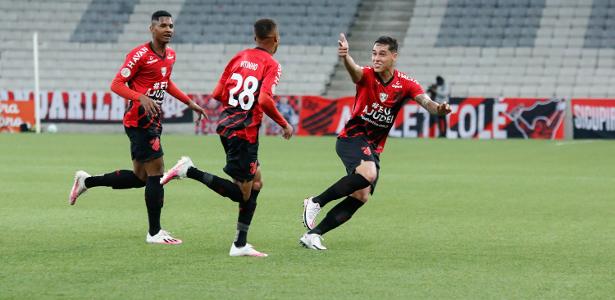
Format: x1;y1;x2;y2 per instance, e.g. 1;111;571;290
555;140;597;146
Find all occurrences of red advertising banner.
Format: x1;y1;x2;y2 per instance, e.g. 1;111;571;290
571;99;615;139
297;96;354;135
0;97;35;133
296;97;566;139
500;98;566;139
1;89;569;140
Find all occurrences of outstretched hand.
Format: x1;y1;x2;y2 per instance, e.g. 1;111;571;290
338;33;349;57
437;102;452;115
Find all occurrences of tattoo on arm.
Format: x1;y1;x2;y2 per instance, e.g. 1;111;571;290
414;94;439;114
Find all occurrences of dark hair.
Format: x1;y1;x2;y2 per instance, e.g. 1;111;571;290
151;10;172;22
254;19;277;40
436;75;444;85
374;36;398;53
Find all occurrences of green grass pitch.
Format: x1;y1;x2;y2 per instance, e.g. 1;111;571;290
1;133;614;299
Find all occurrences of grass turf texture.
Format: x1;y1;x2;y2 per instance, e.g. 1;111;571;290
1;134;614;299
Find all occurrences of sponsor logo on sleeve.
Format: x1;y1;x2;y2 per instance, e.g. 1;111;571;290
125;46;149;69
120;68;131;78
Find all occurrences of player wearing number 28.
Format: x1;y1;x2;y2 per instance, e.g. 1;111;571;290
160;19;293;257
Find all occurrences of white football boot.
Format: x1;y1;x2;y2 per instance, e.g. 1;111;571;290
299;233;327;250
229;243;268;257
146;229;183;245
302;197;321;230
69;170;90;205
160;156;193;185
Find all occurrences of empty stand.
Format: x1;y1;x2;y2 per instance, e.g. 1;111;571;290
0;0;358;95
1;0;615;98
400;0;615;98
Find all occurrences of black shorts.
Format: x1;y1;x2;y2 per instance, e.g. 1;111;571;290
336;136;380;194
220;136;259;182
125;126;163;162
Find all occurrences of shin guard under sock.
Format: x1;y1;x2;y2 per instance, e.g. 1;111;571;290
145;176;163;236
234;190;259;247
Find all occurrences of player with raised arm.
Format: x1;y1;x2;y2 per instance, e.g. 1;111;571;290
68;11;207;245
160;19;293;257
300;34;451;250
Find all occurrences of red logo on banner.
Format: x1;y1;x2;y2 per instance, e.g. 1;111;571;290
503;98;566;140
297;96;355;136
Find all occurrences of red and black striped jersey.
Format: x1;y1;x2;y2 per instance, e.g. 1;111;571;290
214;48;282;143
339;67;424;153
112;42;176;130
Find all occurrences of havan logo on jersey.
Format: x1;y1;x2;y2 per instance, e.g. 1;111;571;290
126;46;149;69
361;102;394;128
120;46;150;78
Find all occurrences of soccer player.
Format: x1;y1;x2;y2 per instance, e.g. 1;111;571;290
68;11;207;245
300;34;452;250
160;19;293;257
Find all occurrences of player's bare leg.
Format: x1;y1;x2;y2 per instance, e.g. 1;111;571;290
132;160;148;182
235;179;254;201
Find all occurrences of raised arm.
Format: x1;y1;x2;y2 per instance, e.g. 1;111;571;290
338;33;363;83
414;93;452;115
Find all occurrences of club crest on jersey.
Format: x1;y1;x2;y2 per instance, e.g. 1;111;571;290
161;67;167;77
379;93;388;102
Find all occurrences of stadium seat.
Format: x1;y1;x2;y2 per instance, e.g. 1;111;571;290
0;0;363;95
398;0;614;98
